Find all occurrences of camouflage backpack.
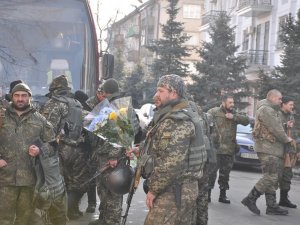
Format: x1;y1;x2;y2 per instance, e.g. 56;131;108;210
52;95;83;142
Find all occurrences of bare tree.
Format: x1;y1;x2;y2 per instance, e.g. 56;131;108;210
94;0;119;55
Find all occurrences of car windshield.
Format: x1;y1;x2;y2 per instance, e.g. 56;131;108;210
237;124;252;134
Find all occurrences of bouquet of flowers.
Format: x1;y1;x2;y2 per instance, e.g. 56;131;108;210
84;96;135;149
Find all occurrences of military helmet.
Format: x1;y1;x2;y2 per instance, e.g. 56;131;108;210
103;158;134;195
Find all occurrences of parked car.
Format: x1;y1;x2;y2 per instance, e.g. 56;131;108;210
135;103;155;130
234;124;260;167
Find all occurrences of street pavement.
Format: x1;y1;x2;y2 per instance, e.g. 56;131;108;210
68;168;300;225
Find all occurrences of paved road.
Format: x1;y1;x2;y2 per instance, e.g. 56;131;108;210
69;168;300;225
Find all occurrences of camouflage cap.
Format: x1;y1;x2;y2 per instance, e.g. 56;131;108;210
157;74;186;98
49;75;70;92
11;83;32;96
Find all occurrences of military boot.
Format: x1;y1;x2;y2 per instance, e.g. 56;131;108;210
88;210;104;225
219;189;230;204
208;189;211;203
265;193;288;215
241;187;262;215
279;190;297;208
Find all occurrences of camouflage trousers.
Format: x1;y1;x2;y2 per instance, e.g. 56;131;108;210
279;167;293;191
30;193;67;225
208;154;234;190
144;180;198;225
0;186;34;225
194;163;217;225
94;156;123;225
58;143;90;192
46;192;67;225
255;153;283;194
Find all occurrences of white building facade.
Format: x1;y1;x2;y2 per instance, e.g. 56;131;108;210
200;0;300;115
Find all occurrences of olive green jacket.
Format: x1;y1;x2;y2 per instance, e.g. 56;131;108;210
208;105;249;155
0;105;55;186
278;110;299;153
253;99;290;158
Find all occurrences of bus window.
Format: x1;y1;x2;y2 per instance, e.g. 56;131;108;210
0;0;98;96
47;59;73;89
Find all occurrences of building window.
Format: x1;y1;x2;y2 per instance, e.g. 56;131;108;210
183;5;201;19
277;15;288;49
242;30;250;51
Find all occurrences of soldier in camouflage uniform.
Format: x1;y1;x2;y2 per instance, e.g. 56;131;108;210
0;83;56;225
194;111;217;225
41;75;89;220
88;79;142;225
278;96;299;208
130;75;206;225
242;90;293;216
207;95;249;204
75;89;98;213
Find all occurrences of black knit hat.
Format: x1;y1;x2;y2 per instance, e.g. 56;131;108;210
75;90;88;105
102;79;119;94
9;80;23;93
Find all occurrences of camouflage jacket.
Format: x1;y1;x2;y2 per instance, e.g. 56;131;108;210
253;99;290;158
278;110;299;153
41;90;84;145
146;100;196;196
0;104;55;186
208;105;249;155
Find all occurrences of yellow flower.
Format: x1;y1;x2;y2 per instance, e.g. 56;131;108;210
119;108;127;116
109;111;118;121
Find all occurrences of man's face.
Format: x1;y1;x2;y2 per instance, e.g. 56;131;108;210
282;101;294;113
12;91;30;111
96;91;106;102
270;94;282;106
154;86;178;107
222;98;234;111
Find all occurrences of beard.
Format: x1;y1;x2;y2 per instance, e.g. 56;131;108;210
12;102;30;111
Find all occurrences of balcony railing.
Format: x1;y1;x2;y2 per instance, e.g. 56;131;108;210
201;10;226;26
238;0;272;9
237;0;272;17
239;50;269;66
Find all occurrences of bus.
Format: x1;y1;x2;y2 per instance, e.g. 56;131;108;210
0;0;99;98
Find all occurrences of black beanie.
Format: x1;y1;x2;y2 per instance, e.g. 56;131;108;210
9;80;23;93
75;90;88;105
